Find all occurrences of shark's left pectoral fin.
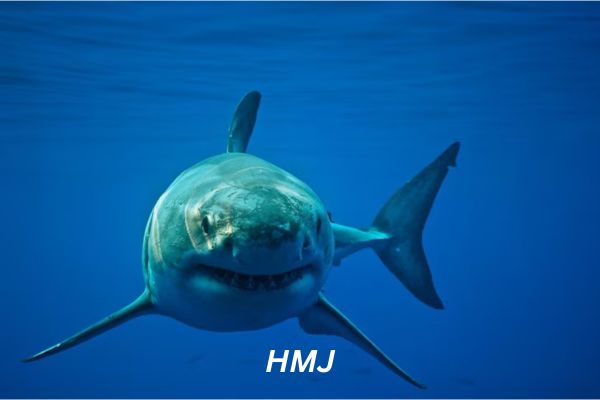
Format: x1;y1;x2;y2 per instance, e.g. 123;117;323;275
298;294;425;389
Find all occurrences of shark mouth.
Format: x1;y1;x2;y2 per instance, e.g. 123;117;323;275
198;263;313;291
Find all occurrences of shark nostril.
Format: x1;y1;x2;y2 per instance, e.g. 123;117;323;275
222;236;233;252
303;236;311;250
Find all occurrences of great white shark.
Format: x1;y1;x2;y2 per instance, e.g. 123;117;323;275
25;91;459;389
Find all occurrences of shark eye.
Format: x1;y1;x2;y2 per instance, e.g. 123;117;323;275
201;215;211;235
316;216;322;235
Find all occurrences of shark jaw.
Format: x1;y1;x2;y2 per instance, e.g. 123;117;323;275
148;259;329;332
197;262;316;291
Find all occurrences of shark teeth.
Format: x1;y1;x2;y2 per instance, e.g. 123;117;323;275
201;264;310;291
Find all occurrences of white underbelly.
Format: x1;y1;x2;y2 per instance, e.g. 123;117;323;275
147;266;325;332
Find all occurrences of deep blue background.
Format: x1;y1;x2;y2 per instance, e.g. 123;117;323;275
1;2;600;398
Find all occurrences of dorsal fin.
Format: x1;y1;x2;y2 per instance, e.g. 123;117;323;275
227;91;261;153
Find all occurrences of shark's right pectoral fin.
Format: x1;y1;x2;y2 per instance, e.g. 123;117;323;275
298;294;425;389
23;290;153;362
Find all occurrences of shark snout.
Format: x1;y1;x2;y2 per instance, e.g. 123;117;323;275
228;223;317;270
196;184;326;273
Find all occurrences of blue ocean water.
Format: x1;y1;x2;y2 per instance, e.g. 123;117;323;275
1;2;600;398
